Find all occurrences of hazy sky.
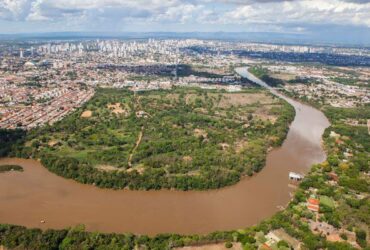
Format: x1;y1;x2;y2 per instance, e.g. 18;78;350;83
0;0;370;40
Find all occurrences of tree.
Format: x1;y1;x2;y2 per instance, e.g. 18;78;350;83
225;242;233;248
355;229;367;248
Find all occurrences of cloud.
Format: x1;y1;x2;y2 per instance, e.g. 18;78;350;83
220;0;370;27
154;4;204;23
0;0;369;33
0;0;32;20
22;0;205;25
202;0;370;3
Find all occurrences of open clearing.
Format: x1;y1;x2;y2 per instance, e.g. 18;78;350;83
107;103;128;115
175;242;242;250
80;110;92;118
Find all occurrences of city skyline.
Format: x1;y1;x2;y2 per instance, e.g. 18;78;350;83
1;0;370;45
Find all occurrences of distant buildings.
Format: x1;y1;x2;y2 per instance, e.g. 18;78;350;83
1;39;369;130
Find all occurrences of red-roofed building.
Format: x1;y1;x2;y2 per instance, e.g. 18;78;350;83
260;243;272;250
307;198;320;212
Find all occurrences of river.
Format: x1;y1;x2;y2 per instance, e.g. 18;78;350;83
0;68;330;236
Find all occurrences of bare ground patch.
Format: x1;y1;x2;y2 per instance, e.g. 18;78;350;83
194;128;208;138
183;156;193;162
175;242;242;250
107;103;128;116
219;143;230;151
270;72;296;81
81;110;92;118
217;93;276;108
127;165;145;174
95;165;124;172
48;140;59;147
255;114;278;124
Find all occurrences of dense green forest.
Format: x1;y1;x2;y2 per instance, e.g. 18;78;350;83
4;87;294;190
0;129;26;157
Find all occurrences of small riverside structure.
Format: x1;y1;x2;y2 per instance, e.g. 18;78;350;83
289;172;304;181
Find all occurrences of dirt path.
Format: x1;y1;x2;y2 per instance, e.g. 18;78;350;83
127;92;143;167
128;126;144;167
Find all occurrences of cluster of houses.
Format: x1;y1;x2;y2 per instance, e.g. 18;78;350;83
260;229;302;249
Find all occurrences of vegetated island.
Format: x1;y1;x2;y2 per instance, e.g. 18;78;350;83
0;165;23;173
5;87;294;190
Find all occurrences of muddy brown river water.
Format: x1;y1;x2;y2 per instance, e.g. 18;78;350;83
0;68;330;236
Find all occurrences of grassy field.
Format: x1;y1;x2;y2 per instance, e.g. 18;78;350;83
15;87;294;190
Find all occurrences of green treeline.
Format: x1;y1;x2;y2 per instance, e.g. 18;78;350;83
0;224;234;250
38;154;242;190
0;165;23;173
0;129;26;157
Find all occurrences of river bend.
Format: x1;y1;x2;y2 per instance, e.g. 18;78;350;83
0;68;330;235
